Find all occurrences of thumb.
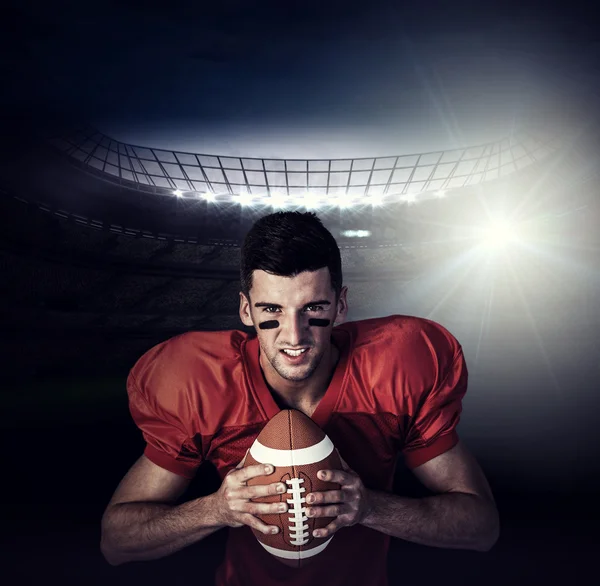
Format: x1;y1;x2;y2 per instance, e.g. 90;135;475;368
236;448;250;469
337;449;352;472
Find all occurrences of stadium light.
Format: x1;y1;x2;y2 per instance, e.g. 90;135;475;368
201;192;216;203
482;219;519;249
337;193;353;209
235;189;253;206
303;193;323;209
269;192;289;208
368;194;384;206
341;230;372;238
173;189;183;197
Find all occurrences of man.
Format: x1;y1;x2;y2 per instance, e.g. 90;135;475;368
101;211;499;585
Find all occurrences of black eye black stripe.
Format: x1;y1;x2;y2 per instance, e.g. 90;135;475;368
258;320;280;330
258;318;331;330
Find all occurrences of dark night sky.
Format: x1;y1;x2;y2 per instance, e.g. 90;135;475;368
2;0;599;157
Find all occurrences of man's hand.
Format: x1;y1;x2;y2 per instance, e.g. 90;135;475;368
304;455;372;538
212;453;289;536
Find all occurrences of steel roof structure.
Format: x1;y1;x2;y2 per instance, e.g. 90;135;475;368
50;124;561;206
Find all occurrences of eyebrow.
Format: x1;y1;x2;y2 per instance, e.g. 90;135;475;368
254;300;332;309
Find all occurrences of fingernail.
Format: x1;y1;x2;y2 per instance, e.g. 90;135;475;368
278;484;286;493
318;471;326;479
279;503;287;512
305;508;312;517
271;527;278;534
313;530;322;537
306;494;314;503
264;465;272;473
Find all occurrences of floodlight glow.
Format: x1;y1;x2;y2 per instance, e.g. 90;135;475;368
341;230;372;238
173;189;183;197
368;194;384;206
235;189;253;206
482;219;519;248
435;190;446;198
402;193;417;204
289;195;306;207
303;193;322;209
202;192;216;202
269;192;289;208
337;194;353;209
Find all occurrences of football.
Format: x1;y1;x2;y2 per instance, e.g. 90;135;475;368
244;409;342;567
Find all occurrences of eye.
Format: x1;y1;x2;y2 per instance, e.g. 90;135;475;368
305;305;325;312
263;306;281;314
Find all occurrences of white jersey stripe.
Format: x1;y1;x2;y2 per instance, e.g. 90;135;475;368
249;435;334;467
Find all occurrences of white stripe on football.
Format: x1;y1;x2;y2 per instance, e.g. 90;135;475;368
249;435;334;467
258;536;334;559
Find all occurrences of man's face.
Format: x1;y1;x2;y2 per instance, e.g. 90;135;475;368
239;268;348;384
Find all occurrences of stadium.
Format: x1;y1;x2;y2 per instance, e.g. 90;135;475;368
1;3;599;585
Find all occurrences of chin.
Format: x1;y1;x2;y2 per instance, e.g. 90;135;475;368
281;373;312;383
275;360;319;382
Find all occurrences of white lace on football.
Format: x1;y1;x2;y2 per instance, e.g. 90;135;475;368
285;478;309;546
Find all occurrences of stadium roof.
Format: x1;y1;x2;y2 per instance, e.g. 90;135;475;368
50;124;562;209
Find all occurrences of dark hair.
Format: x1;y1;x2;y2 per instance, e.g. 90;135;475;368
240;211;342;299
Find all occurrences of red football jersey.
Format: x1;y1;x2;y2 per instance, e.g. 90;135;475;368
127;315;468;586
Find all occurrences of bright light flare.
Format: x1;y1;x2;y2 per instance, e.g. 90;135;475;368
303;193;324;209
482;219;519;249
336;193;354;209
368;194;385;206
341;230;372;238
235;189;253;206
269;196;288;208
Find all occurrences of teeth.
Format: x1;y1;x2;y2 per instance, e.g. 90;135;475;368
282;349;307;357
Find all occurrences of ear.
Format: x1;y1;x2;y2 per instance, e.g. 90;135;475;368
239;292;254;328
334;286;349;326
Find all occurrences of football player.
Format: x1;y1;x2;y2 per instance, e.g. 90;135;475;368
101;211;499;585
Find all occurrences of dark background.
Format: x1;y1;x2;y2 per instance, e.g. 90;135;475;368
1;1;599;584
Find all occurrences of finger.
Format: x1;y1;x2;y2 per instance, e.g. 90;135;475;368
235;449;250;469
241;513;280;536
238;482;288;500
305;504;344;518
238;500;289;516
337;452;353;472
313;519;341;538
237;463;275;483
317;469;352;485
222;482;285;503
305;489;346;505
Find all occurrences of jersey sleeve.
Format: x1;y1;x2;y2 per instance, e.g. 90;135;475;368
126;338;203;479
401;325;468;469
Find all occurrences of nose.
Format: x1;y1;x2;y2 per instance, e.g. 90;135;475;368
280;312;309;346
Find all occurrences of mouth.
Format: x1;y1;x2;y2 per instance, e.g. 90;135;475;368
280;348;310;363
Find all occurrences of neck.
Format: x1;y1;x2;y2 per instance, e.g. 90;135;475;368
260;342;340;410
